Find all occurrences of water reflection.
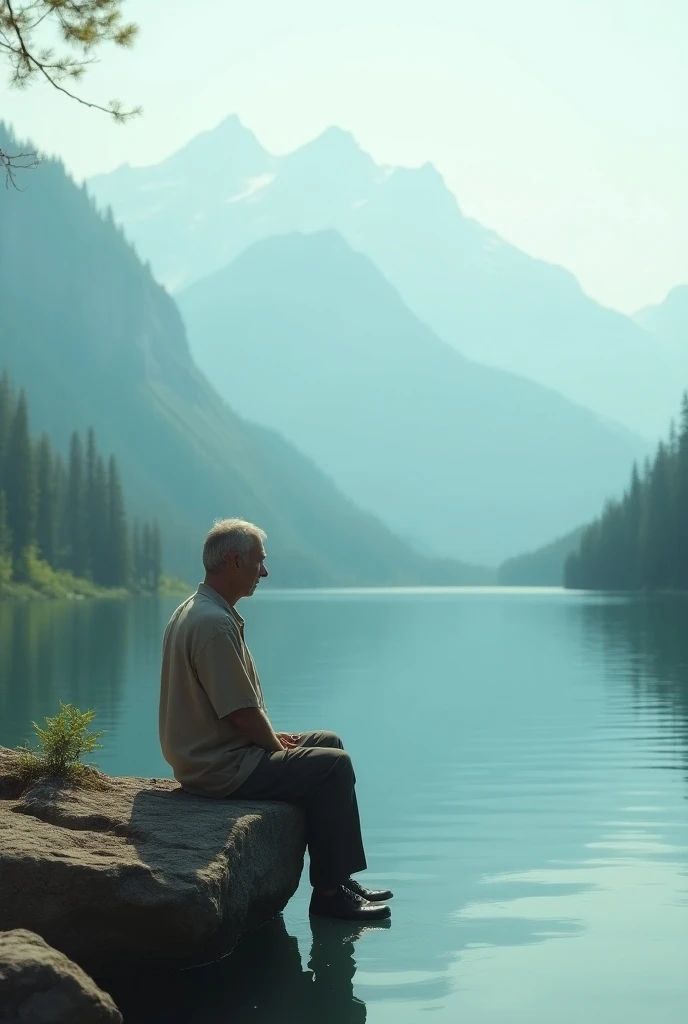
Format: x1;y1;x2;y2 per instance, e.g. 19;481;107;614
0;599;129;746
108;915;380;1024
580;595;688;776
1;591;688;1022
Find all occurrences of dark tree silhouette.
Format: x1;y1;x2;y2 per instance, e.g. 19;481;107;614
566;394;688;592
0;368;161;590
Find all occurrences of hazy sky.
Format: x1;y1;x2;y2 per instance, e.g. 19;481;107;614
4;0;687;313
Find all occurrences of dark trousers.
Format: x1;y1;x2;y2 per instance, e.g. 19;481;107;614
231;730;367;890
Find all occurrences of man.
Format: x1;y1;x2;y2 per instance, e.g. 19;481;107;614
159;517;392;922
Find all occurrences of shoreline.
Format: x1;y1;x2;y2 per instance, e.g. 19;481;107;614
0;577;190;603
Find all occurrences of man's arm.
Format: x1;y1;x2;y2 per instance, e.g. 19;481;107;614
228;707;285;751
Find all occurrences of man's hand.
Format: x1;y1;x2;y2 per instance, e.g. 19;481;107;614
228;708;284;751
276;732;302;750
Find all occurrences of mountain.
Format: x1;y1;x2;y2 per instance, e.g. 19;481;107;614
635;285;688;358
88;115;677;438
177;230;648;566
497;527;585;587
0;123;490;587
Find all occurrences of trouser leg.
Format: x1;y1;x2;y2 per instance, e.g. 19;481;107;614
232;741;367;890
296;730;345;751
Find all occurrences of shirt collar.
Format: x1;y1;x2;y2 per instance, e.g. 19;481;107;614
197;583;245;626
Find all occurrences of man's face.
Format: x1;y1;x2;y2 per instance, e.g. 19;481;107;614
237;542;268;597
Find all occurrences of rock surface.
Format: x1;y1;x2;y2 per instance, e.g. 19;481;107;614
0;929;122;1023
0;748;306;974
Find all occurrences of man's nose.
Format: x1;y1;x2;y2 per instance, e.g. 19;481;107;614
261;566;269;577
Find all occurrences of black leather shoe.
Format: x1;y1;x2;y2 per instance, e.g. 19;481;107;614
309;886;391;921
346;878;394;902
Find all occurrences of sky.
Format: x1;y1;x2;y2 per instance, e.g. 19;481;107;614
3;0;687;313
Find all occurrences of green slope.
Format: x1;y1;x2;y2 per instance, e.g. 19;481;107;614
0;124;488;586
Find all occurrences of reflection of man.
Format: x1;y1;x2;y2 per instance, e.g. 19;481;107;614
308;917;372;1024
159;518;393;922
111;915;374;1022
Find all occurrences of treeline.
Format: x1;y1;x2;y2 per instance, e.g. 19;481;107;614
0;370;162;590
565;395;688;591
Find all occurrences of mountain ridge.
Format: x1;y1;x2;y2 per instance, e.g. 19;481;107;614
178;228;649;565
635;284;688;356
0;122;488;587
88;115;677;437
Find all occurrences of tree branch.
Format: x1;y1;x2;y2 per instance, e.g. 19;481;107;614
0;0;140;120
0;146;41;189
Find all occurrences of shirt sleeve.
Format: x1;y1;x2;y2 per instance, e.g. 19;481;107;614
193;629;261;719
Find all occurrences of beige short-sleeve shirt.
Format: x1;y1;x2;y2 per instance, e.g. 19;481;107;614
159;584;266;796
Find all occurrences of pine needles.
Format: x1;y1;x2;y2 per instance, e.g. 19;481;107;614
0;1;141;122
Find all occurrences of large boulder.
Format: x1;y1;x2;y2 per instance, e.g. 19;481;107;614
0;929;122;1023
0;748;306;974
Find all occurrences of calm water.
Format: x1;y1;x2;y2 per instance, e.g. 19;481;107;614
1;588;687;1023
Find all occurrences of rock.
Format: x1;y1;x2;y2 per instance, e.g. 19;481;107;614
0;748;25;801
0;748;306;974
0;929;122;1023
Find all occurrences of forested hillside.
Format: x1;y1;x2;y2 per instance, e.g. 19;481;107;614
0;123;487;587
0;371;160;592
566;398;688;590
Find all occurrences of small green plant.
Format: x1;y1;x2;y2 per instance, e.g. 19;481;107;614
17;702;108;790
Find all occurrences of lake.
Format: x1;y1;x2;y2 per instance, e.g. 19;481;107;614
1;588;687;1023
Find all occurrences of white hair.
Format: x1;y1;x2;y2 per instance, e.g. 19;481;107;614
202;518;267;574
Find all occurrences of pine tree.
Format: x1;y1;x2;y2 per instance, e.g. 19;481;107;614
35;433;58;566
52;452;68;568
596;500;628;589
0;490;12;583
141;521;151;590
623;463;643;589
106;455;129;586
0;369;15;489
0;489;11;551
640;443;673;589
665;419;681;587
85;426;98;578
66;432;88;578
149;520;162;592
131;518;141;589
568;395;688;592
674;394;688;589
5;390;37;577
0;368;165;591
90;455;109;584
0;369;164;590
563;550;579;589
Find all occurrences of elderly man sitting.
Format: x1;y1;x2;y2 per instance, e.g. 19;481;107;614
159;518;392;921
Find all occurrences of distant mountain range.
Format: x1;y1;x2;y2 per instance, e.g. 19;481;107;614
178;230;648;565
0;123;489;587
501;285;688;586
497;527;585;587
635;285;688;358
89;115;681;438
